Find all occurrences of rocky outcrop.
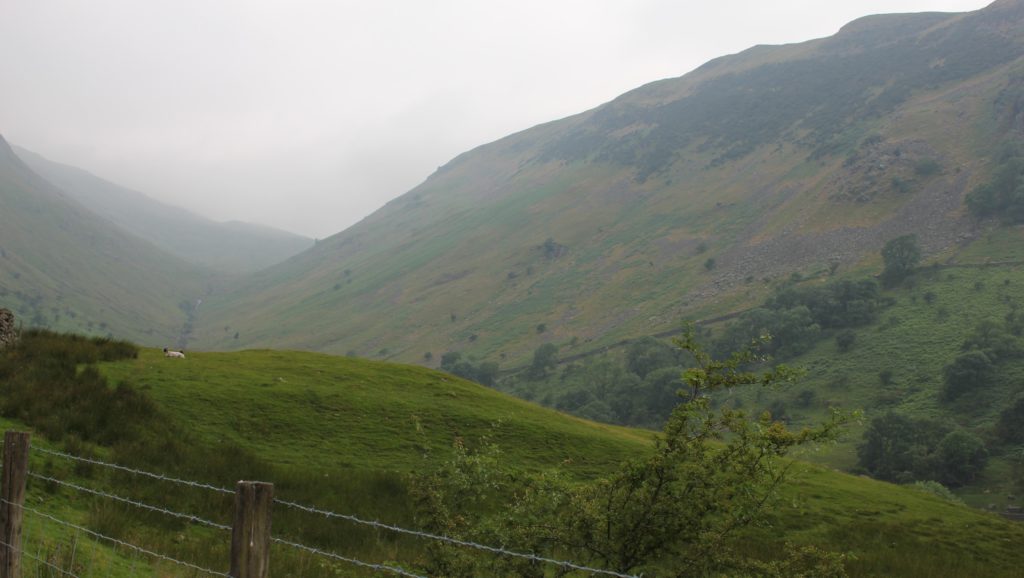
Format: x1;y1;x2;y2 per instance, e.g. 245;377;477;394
0;308;15;349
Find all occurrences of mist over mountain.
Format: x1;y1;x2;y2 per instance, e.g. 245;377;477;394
13;146;313;274
0;135;207;344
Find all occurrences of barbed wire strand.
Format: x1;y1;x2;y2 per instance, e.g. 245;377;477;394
5;499;231;578
275;498;640;578
272;536;426;578
31;447;234;495
31;447;637;577
0;536;83;578
28;471;232;531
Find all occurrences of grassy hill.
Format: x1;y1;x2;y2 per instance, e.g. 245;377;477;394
72;344;1024;576
13;145;313;274
0;135;209;345
190;1;1024;367
0;332;1021;575
99;347;650;478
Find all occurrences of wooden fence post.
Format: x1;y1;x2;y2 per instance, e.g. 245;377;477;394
230;481;273;578
0;431;30;578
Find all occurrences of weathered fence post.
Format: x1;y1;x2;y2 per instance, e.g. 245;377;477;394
230;481;273;578
0;431;31;578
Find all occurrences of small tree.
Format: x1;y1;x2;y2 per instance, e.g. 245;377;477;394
414;328;849;576
935;430;988;487
835;329;856;352
527;343;559;380
881;235;921;287
997;397;1024;444
857;413;949;483
942;349;995;401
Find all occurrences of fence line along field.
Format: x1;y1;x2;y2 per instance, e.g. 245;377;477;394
0;431;639;578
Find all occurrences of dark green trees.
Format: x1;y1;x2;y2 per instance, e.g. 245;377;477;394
440;351;499;386
942;349;995;401
527;343;559;379
881;235;921;287
966;155;1024;223
857;413;988;487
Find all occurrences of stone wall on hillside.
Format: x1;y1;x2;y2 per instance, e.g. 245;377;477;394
0;308;16;349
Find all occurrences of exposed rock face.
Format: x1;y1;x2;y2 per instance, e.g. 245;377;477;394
0;308;16;349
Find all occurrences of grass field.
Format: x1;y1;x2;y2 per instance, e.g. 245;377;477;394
90;346;1024;577
3;330;1024;576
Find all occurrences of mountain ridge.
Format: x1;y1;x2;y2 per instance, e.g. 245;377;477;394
12;145;313;274
186;1;1024;362
0;134;207;344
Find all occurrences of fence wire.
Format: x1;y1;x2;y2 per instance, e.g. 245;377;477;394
32;447;234;495
28;446;640;578
27;471;232;531
272;537;427;578
3;499;231;577
0;535;83;578
275;498;640;578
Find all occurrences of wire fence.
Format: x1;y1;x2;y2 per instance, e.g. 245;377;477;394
0;441;641;578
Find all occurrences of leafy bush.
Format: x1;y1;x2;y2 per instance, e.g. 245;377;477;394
440;351;500;386
942;349;995;401
935;430;989;486
996;397;1024;444
835;329;856;352
412;330;848;575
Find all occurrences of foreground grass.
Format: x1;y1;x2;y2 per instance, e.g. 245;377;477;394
763;463;1024;578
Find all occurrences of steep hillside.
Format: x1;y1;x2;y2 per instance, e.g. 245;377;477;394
0;135;207;344
13;146;313;274
191;1;1024;365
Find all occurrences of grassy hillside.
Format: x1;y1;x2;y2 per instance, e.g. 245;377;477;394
0;135;208;345
93;345;1024;577
99;347;650;478
0;333;1021;575
13;145;313;274
710;230;1024;504
190;1;1024;366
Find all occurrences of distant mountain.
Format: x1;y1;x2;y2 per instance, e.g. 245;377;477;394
14;146;313;274
0;135;207;344
190;1;1024;362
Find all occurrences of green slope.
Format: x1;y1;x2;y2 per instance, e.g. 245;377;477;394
13;145;313;274
100;347;650;478
712;232;1024;506
190;1;1024;366
0;135;208;345
89;346;1024;577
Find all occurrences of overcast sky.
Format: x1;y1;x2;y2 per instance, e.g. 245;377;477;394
1;1;992;238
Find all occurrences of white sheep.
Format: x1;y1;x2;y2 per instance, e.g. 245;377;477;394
163;347;186;359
